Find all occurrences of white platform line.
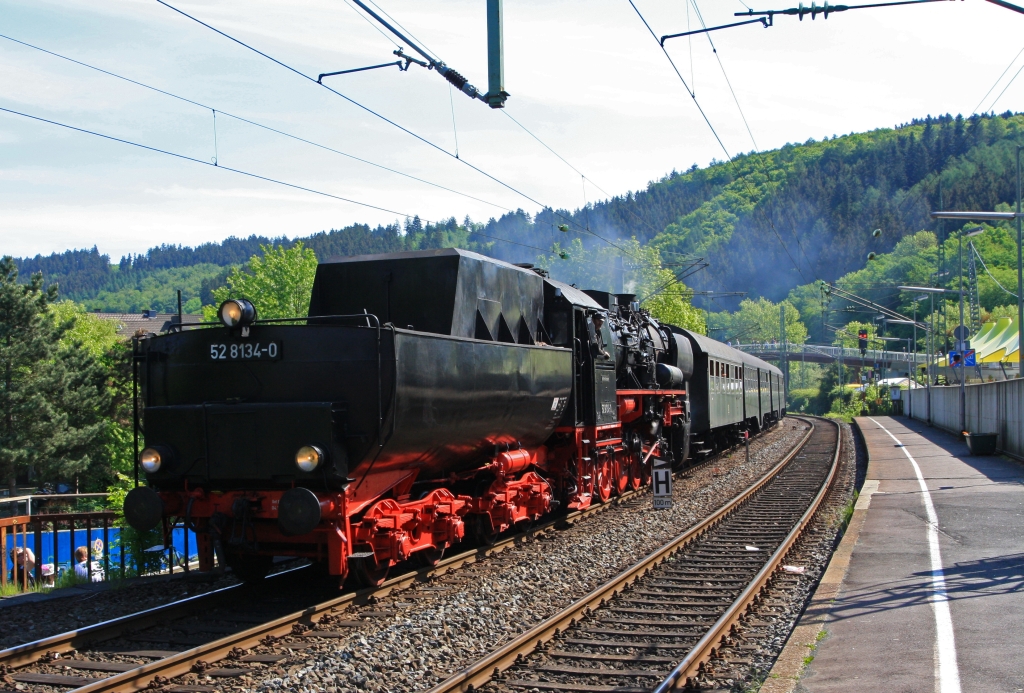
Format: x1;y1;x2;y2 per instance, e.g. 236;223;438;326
868;418;962;693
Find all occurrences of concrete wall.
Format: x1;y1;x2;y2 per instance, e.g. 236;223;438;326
907;379;1024;458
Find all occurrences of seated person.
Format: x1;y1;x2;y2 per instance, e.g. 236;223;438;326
73;546;104;582
8;547;35;587
40;563;55;587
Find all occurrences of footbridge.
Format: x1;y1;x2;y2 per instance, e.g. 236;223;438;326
734;344;929;370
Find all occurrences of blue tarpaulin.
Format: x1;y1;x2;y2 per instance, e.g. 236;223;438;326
4;526;197;578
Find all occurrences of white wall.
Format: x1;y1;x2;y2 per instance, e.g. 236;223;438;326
907;380;1024;459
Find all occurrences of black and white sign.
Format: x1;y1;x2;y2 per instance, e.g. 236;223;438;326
209;341;281;361
652;459;672;509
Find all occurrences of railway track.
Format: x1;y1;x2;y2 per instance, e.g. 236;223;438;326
0;423;787;693
426;416;839;693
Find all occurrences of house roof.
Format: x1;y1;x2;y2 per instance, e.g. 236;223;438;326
91;312;204;337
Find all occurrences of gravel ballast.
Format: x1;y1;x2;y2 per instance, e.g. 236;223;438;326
165;420;812;693
0;571;239;650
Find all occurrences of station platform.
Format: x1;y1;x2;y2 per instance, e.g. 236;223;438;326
764;416;1024;693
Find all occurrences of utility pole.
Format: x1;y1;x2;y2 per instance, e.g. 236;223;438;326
485;0;509;108
780;304;788;402
1018;145;1023;381
959;226;966;432
929;291;933;423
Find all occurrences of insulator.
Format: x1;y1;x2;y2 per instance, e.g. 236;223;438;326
439;65;468;90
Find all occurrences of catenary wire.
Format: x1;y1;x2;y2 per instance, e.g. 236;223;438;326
362;0;440;61
629;0;810;283
4;97;606;270
971;242;1019;298
972;43;1024;115
688;0;816;280
154;0;605;247
448;82;460;159
986;60;1024;113
0;106;433;222
341;0;401;48
499;109;668;243
0;32;511;213
626;0;735;159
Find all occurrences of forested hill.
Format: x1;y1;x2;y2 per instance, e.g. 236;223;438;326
12;111;1024;313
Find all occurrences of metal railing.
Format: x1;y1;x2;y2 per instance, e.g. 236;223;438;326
734;343;930;365
0;493;109;518
2;511;119;593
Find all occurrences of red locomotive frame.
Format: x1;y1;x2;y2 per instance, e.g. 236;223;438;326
157;389;685;582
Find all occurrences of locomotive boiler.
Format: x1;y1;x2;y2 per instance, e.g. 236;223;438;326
124;248;782;584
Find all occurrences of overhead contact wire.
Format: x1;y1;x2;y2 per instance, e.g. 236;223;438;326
687;0;815;280
155;0;594;240
972;43;1024;114
626;0;731;157
0;32;510;212
363;0;439;61
0;106;431;221
628;0;809;282
342;0;401;48
499;109;665;257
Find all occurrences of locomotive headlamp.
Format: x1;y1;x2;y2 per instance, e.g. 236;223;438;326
218;299;257;328
295;445;323;472
140;447;163;473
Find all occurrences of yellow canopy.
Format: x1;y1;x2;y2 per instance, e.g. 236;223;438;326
980;347;1007;364
973;321;998;349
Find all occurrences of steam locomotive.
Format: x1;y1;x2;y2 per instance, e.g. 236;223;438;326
124;249;784;584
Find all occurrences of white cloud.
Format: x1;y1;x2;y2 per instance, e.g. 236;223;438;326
1;0;1022;259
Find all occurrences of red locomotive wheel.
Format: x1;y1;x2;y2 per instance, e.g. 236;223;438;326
348;556;389;588
627;454;643;491
413;546;444;567
613;456;630;495
224;552;274;584
596;457;613;503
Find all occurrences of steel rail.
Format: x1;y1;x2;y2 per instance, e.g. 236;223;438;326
653;416;841;690
0;457;672;689
423;419;819;693
0;425;773;691
63;485;652;693
0;573;267;669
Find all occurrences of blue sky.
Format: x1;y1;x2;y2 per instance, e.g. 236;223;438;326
2;0;1022;260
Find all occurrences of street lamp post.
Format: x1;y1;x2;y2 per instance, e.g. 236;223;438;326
898;286;957;426
958;227;984;434
1018;145;1023;382
888;300;927;417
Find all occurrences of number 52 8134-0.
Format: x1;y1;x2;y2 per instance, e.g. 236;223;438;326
209;341;281;361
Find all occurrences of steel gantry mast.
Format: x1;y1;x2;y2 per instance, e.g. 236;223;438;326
340;0;509;108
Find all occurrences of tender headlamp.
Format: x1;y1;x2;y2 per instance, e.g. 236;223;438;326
295;445;323;473
140;447;163;473
218;299;257;328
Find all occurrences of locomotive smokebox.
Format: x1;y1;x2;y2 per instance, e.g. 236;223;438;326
656;363;685;389
670;333;695;379
124;486;164;532
278;487;323;536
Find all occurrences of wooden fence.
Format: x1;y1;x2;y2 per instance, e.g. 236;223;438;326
1;511;119;592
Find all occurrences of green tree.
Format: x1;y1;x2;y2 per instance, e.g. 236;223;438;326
715;297;807;345
50;300;121;356
203;242;319;320
832;320;877;349
0;259;109;494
